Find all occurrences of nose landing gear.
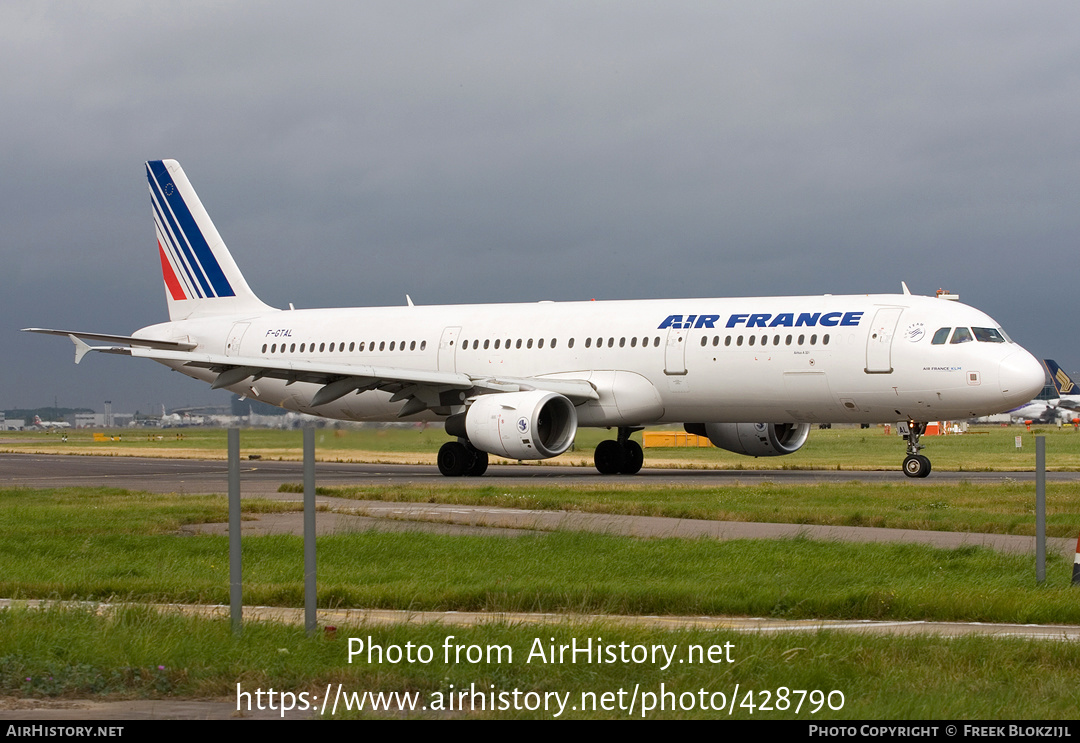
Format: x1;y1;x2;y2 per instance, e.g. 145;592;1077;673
902;421;931;478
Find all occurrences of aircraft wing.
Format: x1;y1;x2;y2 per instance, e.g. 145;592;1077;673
40;333;599;415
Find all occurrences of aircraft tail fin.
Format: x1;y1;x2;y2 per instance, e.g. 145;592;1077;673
1044;359;1076;397
147;160;274;320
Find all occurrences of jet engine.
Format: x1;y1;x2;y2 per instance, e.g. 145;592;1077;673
684;422;810;457
464;390;578;460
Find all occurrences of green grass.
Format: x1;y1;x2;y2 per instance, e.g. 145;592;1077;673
6;423;1080;470
2;487;1078;623
2;606;1079;718
4;485;1080;718
290;479;1080;538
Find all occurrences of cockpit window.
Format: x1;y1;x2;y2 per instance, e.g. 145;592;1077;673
931;328;951;345
998;328;1013;343
950;327;973;344
972;327;1006;343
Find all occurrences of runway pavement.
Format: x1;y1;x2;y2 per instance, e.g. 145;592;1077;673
5;452;1078;495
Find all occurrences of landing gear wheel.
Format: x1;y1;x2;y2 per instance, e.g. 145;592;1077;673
467;448;489;477
594;439;627;475
438;441;471;477
901;420;932;478
620;440;644;475
902;454;931;479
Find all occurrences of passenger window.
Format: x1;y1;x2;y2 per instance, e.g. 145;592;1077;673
950;327;973;344
631;337;638;348
420;340;427;351
585;337;592;348
748;336;755;346
725;336;731;347
483;339;489;350
538;338;545;349
527;339;533;349
262;344;268;353
568;338;574;349
736;336;743;346
551;339;557;348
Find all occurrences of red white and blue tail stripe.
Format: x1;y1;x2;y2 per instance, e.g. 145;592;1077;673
147;160;271;320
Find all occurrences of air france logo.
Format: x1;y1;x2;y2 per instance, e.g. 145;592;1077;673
517;417;530;434
658;311;864;330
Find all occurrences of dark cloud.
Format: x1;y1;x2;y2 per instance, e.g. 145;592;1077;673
4;2;1079;411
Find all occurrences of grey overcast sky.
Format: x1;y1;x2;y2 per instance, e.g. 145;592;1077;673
4;2;1079;413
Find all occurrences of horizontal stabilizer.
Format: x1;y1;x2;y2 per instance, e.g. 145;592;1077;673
21;328;196;351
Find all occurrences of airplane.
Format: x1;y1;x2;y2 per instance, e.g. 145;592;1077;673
1042;360;1080;420
24;160;1046;478
1006;392;1059;424
33;415;70;430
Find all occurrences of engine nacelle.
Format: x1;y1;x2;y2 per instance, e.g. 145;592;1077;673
465;390;578;460
685;422;811;457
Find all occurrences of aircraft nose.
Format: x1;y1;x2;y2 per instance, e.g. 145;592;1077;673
999;350;1046;407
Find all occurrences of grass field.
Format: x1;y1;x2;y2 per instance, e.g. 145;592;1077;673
4;605;1080;719
2;487;1077;623
5;422;1080;470
2;486;1080;719
3;425;1080;718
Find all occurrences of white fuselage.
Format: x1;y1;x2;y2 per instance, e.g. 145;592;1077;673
137;292;1044;427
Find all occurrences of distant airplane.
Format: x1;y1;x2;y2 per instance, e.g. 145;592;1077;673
1043;360;1080;420
33;415;70;430
24;160;1046;478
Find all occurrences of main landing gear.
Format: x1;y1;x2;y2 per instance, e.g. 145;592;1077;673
902;421;931;478
437;440;489;477
594;427;644;475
